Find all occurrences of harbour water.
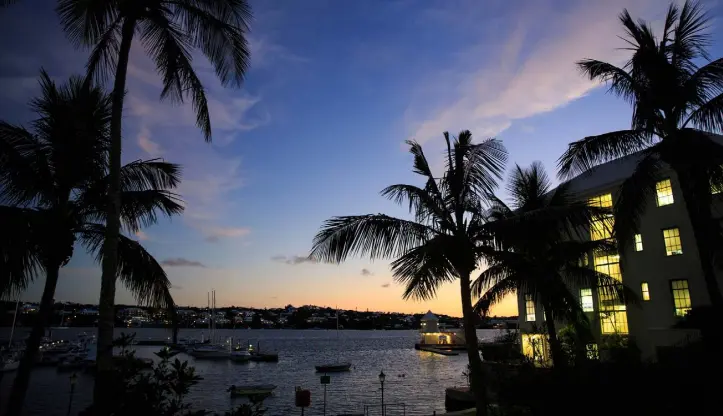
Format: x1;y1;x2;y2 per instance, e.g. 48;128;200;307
0;328;505;415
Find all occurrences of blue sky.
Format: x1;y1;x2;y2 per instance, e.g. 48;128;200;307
1;0;722;316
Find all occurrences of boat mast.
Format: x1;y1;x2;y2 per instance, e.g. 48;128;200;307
8;296;20;347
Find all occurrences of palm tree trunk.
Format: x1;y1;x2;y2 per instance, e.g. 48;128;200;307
459;271;487;416
93;18;136;412
676;169;723;310
543;303;565;367
4;264;61;416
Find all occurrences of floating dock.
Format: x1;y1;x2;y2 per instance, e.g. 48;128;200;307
416;345;459;356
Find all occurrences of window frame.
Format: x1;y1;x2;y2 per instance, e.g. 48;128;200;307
525;294;536;322
634;234;643;252
655;179;674;207
669;279;692;317
580;288;594;312
641;282;650;301
662;227;683;256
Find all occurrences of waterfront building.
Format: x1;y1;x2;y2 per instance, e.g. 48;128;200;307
517;140;723;362
418;311;465;346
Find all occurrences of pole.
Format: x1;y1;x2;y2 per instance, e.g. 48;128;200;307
323;383;327;416
381;380;385;416
8;296;20;347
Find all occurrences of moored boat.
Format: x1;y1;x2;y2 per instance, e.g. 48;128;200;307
315;362;352;372
229;350;252;363
189;345;230;359
227;384;277;397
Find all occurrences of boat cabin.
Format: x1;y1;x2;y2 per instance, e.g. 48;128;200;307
418;311;465;346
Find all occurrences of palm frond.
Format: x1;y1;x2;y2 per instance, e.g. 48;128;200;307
660;3;679;50
670;0;710;70
0;122;51;206
140;14;212;140
0;206;44;298
560;264;638;306
80;225;175;308
56;0;119;49
684;92;723;132
168;0;251;87
380;184;451;231
557;129;653;179
613;149;663;249
404;140;450;223
390;235;457;301
457;133;507;197
577;59;638;104
85;15;123;84
473;278;517;317
683;58;723;106
310;214;436;264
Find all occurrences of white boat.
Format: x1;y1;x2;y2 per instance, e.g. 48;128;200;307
0;358;19;373
228;384;277;397
189;344;230;359
229;350;251;363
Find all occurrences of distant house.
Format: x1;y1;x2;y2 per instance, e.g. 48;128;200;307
80;308;99;315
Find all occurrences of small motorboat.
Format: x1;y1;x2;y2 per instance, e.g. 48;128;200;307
250;352;278;362
229;351;252;363
227;384;277;397
0;358;19;373
315;362;352;373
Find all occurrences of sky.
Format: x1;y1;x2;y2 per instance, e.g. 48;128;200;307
1;0;722;317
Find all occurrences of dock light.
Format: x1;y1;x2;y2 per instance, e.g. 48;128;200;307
379;370;386;416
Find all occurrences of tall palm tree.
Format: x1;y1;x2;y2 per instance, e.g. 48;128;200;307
473;163;633;366
55;0;252;403
558;1;723;310
0;72;182;416
311;131;507;415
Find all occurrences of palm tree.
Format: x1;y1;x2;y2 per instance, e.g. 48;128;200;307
473;163;633;366
558;1;723;311
0;72;182;416
311;130;507;415
55;0;252;402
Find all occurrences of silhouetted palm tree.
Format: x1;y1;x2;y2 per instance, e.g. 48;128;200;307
55;0;252;403
473;163;633;366
558;1;723;310
0;72;182;416
311;131;507;415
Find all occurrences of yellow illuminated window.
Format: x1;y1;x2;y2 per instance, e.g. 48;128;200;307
600;310;628;334
580;288;594;312
522;334;549;365
594;254;621;281
525;294;535;322
656;179;674;206
641;282;650;301
588;194;612;208
634;234;643;251
670;280;691;317
663;228;683;256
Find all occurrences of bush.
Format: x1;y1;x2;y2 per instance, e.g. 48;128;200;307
81;334;265;416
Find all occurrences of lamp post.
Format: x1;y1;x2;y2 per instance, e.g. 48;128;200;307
379;370;386;416
66;373;78;416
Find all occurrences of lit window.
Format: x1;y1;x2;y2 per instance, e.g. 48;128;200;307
588;194;613;208
588;194;614;241
656;179;674;206
594;254;621;281
525;294;535;322
634;234;643;251
641;282;650;301
521;334;549;365
662;228;683;256
596;253;628;334
670;280;692;317
580;288;594;312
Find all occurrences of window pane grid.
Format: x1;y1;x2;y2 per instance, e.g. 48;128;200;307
656;179;674;206
634;234;643;251
525;294;536;322
663;228;683;256
641;282;650;301
580;288;594;312
594;254;622;281
588;194;612;208
670;280;691;317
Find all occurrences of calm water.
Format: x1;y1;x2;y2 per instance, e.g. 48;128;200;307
0;328;504;415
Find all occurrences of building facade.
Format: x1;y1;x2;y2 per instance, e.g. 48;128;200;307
517;149;722;362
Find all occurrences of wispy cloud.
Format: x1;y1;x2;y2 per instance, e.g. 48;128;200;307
272;255;318;265
161;258;206;268
137;126;163;157
381;283;391;288
361;268;374;276
248;36;309;68
204;227;251;243
405;0;657;144
134;230;150;241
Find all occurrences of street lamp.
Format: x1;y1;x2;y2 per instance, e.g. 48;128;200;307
379;370;386;416
67;373;78;416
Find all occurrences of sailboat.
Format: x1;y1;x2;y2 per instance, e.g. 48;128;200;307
189;290;231;359
1;297;21;373
315;308;351;372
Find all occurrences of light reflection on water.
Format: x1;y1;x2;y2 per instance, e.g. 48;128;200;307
0;328;504;415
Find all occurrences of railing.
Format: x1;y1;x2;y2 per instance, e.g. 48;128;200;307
362;403;407;416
